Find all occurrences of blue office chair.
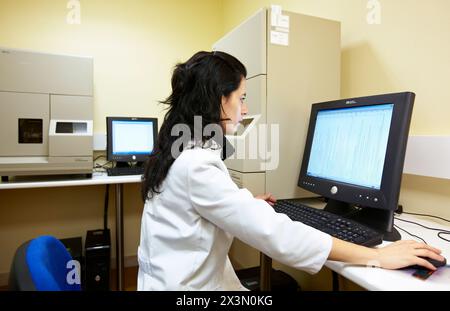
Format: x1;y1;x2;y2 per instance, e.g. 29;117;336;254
9;235;81;291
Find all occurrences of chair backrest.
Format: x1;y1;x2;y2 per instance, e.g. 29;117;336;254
9;235;81;291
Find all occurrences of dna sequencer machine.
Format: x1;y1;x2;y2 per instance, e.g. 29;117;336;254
0;48;94;181
213;8;340;199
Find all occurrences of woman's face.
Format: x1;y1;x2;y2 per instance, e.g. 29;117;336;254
220;77;248;135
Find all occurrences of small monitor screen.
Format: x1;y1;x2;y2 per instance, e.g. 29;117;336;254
112;120;154;155
306;104;394;189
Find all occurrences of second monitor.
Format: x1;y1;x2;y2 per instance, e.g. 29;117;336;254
106;117;158;175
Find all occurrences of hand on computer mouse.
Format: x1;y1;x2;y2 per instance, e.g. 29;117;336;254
402;256;447;270
375;240;445;270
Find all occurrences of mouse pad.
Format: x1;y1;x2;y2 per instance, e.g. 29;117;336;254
412;268;435;280
412;266;450;282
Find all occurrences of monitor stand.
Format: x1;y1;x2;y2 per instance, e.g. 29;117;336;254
323;199;401;242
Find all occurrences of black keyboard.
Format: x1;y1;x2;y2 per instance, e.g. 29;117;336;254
273;200;383;247
106;166;144;176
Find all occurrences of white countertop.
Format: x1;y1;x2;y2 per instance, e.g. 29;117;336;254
325;213;450;291
0;172;141;190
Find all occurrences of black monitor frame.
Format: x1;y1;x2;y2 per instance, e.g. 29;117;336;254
298;92;415;241
106;117;158;166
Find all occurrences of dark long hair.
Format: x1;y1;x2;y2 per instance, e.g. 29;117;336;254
141;51;247;201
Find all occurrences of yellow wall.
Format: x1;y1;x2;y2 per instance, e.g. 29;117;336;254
0;0;223;133
0;0;223;279
222;0;450;135
222;0;450;290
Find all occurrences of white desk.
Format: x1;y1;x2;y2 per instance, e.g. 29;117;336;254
326;213;450;291
259;198;450;291
0;172;141;291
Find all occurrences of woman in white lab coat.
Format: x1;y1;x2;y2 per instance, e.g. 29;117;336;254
138;51;444;290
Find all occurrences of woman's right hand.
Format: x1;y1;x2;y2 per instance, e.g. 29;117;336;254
375;240;444;270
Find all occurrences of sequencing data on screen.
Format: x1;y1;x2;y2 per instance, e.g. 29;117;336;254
306;104;394;189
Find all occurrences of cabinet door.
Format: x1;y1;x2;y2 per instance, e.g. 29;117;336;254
213;9;266;78
0;92;49;156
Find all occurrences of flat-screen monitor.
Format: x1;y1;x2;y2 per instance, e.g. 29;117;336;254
106;117;158;164
298;92;415;241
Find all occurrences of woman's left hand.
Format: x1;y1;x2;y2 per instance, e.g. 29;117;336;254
255;193;277;206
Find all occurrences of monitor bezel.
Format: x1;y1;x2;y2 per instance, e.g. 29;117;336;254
106;116;158;163
298;92;415;212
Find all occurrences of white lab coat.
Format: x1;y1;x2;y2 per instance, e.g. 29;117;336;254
137;141;332;291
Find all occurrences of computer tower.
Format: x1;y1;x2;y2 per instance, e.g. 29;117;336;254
85;229;111;291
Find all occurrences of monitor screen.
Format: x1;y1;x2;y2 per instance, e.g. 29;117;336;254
112;120;154;155
107;117;158;162
298;92;415;241
306;104;394;190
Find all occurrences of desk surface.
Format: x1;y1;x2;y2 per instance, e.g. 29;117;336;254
326;213;450;291
0;172;141;190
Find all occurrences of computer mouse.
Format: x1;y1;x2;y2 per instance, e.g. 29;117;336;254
404;256;447;270
426;257;447;268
